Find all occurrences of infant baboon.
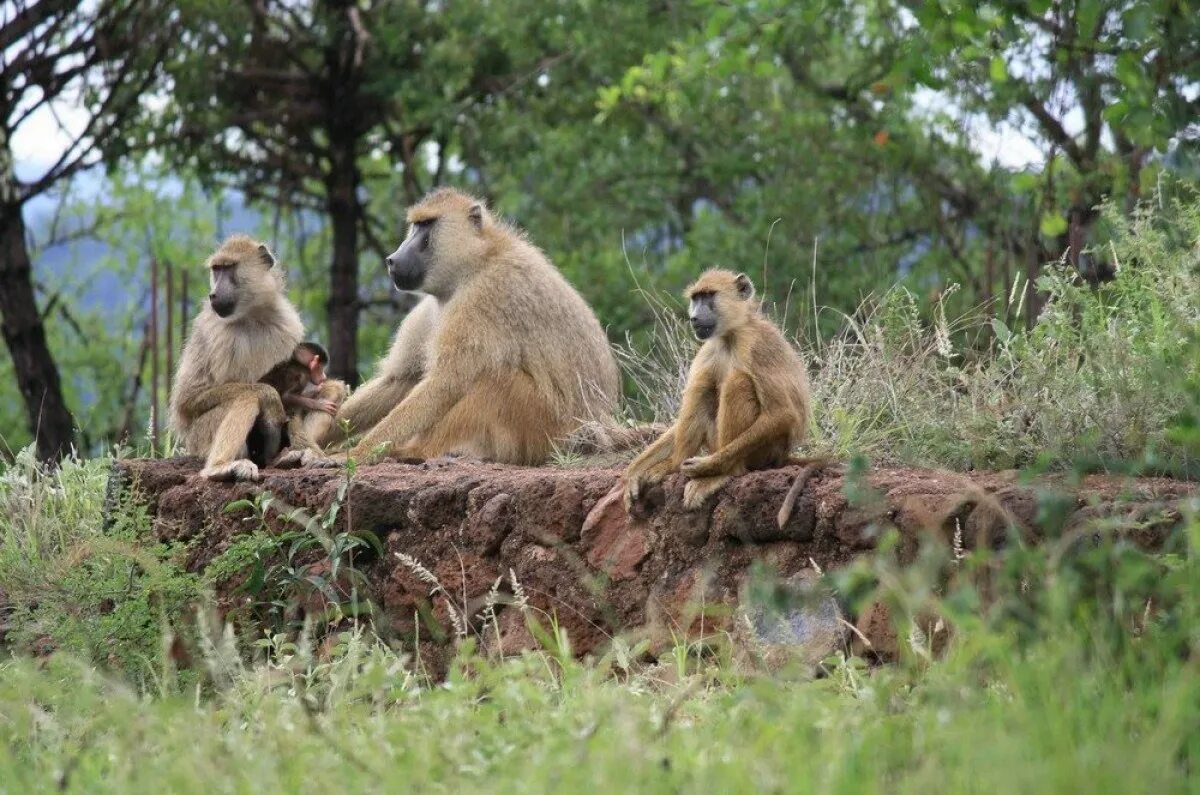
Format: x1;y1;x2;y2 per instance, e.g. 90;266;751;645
260;341;338;417
623;269;812;510
332;188;619;464
259;341;349;460
169;235;304;481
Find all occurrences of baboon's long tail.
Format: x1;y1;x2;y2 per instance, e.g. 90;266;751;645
777;456;837;529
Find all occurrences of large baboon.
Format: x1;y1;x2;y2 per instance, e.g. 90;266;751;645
169;236;312;481
333;188;619;464
623;269;812;510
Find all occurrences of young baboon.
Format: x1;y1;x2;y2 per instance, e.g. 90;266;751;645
169;235;306;481
319;294;439;447
331;188;620;464
259;341;349;458
623;269;812;510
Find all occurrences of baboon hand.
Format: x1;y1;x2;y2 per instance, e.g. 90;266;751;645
622;475;642;512
200;459;262;482
680;455;719;478
316;399;338;416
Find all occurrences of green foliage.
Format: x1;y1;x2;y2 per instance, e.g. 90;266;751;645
621;194;1200;471
0;451;201;683
213;474;382;638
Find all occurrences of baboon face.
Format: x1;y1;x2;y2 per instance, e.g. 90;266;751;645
686;270;755;340
296;342;328;385
207;236;279;319
386;189;487;298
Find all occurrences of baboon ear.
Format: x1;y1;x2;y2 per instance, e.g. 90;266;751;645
734;272;755;299
258;244;276;268
467;204;484;231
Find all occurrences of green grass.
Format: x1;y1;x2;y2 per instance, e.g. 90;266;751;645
1;608;1195;793
0;445;1196;792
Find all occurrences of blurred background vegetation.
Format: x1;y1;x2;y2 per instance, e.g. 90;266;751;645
1;0;1198;460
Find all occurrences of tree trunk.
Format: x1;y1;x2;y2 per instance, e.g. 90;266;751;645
325;145;360;386
0;207;75;461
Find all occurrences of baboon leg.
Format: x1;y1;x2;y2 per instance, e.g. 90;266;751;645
325;375;417;447
399;371;555;464
302;378;350;447
199;393;271;482
681;372;789;479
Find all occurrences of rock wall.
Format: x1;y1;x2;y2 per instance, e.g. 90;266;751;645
113;458;1193;666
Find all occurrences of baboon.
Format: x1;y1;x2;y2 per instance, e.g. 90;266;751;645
260;341;335;416
168;235;306;481
331;188;620;464
623;269;812;510
319;294;439;447
259;341;349;458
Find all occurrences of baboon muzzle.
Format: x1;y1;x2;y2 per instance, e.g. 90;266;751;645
386;243;425;291
209;294;236;318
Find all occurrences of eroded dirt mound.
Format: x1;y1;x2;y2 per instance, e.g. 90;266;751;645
112;457;1193;666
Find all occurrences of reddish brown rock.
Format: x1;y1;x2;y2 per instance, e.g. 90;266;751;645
111;458;1196;665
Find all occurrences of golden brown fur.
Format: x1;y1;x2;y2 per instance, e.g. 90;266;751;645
333;188;619;464
320;294;439;446
168;235;317;480
623;269;811;509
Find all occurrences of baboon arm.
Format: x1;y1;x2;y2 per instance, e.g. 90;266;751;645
625;423;678;476
687;411;791;475
181;383;274;421
302;379;349;448
326;374;419;445
668;377;718;467
347;370;465;459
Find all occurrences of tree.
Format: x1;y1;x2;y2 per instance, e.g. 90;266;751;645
161;0;551;384
910;0;1200;311
0;0;172;461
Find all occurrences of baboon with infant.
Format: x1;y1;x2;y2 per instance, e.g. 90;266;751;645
329;188;619;465
169;235;344;480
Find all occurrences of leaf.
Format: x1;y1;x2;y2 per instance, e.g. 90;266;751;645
223;499;255;514
990;318;1013;345
989;56;1007;84
1040;212;1068;238
1115;52;1145;91
1012;172;1040;193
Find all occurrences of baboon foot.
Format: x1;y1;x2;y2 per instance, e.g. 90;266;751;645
308;453;346;469
683;475;728;510
200;459;262;482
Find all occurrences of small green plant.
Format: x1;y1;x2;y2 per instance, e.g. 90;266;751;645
217;470;383;638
